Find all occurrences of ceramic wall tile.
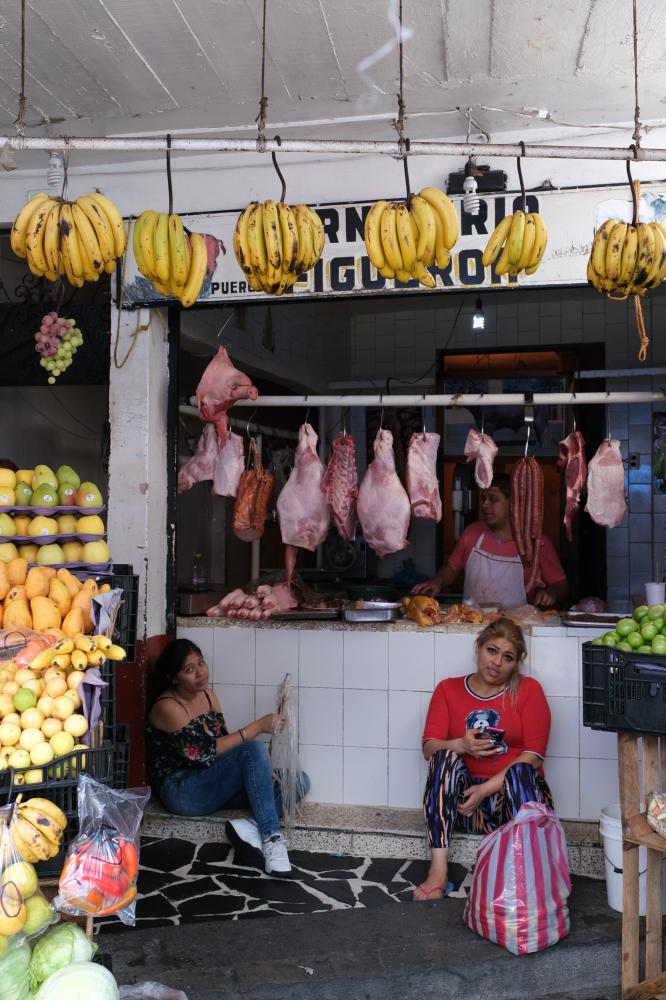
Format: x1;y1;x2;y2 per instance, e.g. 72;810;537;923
546;696;580;758
299;630;343;687
344;747;388;806
388;750;427;809
579;758;619;820
388;690;424;750
256;629;299;686
177;626;213;672
344;689;388;748
299;687;343;747
298;745;343;804
543;756;580;820
388;631;435;692
213;683;254;732
343;631;388;689
434;632;477;682
213;626;255;685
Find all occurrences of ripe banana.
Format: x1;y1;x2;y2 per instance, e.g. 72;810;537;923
167;213;189;289
507;210;526;267
43;201;62;275
277;202;299;274
605;222;627;282
18;797;67;831
25;198;57;275
364;200;388;270
71;202;103;275
70;649;88;671
618;225;638;286
262;200;282;270
87;191;126;257
482;215;513;267
12;816;52;862
233;199;324;294
293;204;314;273
396;203;417;272
18;807;63;848
93;634;113;651
419;187;459;250
153;212;170;283
525;212;548;273
380;204;404;272
136;210;159;281
647;223;666;288
76;194;116;261
60;204;85;282
516;214;537;271
408;195;436;266
306;206;325;262
180;231;208;308
634;222;655;286
10;192;50;258
247;203;268;275
590;219;615;278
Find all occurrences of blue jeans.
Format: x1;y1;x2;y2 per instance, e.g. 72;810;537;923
158;739;309;841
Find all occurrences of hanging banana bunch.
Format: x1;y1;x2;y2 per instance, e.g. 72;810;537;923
482;210;548;278
587;219;666;299
363;187;458;288
132;211;209;308
233;200;324;295
10;191;126;286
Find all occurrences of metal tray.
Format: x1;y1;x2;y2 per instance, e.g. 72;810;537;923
343;607;403;623
270;610;341;621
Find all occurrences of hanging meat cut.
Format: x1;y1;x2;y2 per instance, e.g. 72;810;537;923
321;432;358;541
196;346;258;447
232;440;274;542
178;424;218;493
277;424;331;583
406;432;442;521
357;429;411;558
510;457;545;594
585;439;627;528
464;428;498;490
556;431;587;542
212;432;245;498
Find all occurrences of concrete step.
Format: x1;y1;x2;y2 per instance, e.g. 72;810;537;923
142;801;605;879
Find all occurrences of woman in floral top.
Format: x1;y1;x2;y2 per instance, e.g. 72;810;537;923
147;639;308;877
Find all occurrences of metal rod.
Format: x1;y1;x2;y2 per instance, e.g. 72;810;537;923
6;135;666;162
180;404;298;439
227;391;666;407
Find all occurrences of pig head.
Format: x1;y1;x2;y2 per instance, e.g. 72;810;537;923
196;346;258;447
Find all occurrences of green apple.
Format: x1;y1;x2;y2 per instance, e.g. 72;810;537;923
14;482;32;505
32;464;57;488
0;514;15;537
58;484;77;506
77;514;105;535
82;539;110;563
75;482;103;507
56;465;80;489
634;605;649;622
30;483;58;508
28;515;57;537
641;622;658;642
0;543;19;562
616;618;639;637
648;604;665;620
627;631;644;649
56;514;78;534
36;543;65;565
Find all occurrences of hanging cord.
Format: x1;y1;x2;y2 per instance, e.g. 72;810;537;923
271;135;286;201
14;0;26;136
626;159;649;362
393;0;410;195
255;0;268;152
632;0;642;148
166;133;173;214
113;217;150;369
517;142;527;213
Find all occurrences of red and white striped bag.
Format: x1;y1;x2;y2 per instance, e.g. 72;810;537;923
463;802;571;955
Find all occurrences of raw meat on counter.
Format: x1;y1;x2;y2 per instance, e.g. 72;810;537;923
232;441;275;542
357;429;410;558
212;431;245;498
510;457;545;593
464;428;498;490
406;432;442;521
585;439;627;528
277;423;330;585
557;431;587;542
178;423;218;493
321;432;358;541
207;583;298;620
196;346;258;447
571;597;607;613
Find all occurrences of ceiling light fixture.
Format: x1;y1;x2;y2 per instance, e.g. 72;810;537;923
462;158;480;215
473;298;485;330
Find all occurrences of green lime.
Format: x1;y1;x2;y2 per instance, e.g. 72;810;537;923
648;604;666;620
652;617;664;632
603;634;618;647
616;641;633;652
13;688;36;713
590;637;603;645
627;631;644;649
641;622;658;641
638;645;653;653
651;637;666;655
616;618;639;637
634;605;649;622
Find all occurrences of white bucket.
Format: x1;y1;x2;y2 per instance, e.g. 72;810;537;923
599;803;666;914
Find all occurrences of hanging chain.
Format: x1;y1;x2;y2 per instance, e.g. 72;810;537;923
255;0;268;152
14;0;27;136
632;0;642;147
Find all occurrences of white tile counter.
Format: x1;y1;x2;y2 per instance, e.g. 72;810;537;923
176;618;614;821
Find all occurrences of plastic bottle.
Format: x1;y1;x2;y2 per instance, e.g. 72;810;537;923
191;552;207;590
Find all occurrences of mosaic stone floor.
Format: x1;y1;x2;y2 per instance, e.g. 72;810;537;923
96;836;471;934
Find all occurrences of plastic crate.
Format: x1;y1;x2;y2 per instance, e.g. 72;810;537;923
111;724;130;790
0;743;114;877
99;659;116;740
109;564;139;663
582;641;666;736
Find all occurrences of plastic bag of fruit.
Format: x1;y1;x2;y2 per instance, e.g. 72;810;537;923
55;774;150;926
0;800;59;951
647;791;666;840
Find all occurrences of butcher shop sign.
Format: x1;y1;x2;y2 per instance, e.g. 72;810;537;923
122;183;666;307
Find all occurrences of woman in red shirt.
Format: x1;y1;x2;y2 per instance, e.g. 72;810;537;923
414;617;553;900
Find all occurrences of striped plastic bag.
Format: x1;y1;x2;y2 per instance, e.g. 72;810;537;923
463;802;571;955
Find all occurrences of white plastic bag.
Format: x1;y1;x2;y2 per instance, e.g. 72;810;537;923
119;986;189;1000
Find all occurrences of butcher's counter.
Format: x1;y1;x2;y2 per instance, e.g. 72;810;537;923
176;617;616;822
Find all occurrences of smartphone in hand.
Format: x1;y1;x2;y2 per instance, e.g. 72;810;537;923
484;726;505;747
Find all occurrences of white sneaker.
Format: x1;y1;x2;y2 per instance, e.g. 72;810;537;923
262;834;292;877
225;818;264;869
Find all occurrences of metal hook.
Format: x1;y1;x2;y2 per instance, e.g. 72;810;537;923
517;141;527;214
246;408;257;439
379;396;384;430
626;154;639;226
606;395;612;442
271;135;286;202
402;137;412;204
571;391;577;434
422;394;427;440
524;423;531;459
303;395;310;426
480;396;485;439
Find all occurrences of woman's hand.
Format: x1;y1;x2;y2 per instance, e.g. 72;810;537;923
458;783;491;816
460;728;497;758
255;712;287;735
411;577;440;596
533;587;556;608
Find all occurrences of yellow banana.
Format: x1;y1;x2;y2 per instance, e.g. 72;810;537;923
29;647;58;671
247;203;268;275
525;213;548;273
94;634;113;651
137;210;159;280
53;637;74;655
18;797;67;830
71;202;103;274
647;223;666;288
25;197;58;275
51;652;71;671
293;205;314;273
87;191;126;257
605;222;627;282
10;192;50;258
409;195;436;265
419;187;459;250
590;219;615;278
395;269;411;283
59;203;84;281
378;265;395;279
380;204;404;272
43;201;62;275
482;214;513;267
75;635;97;653
235;204;256;279
168;213;189;288
507;210;526;267
262;199;282;270
634;222;656;287
12;817;52;861
153;212;170;283
364;200;388;270
396;203;417;272
494;237;512;277
132;214;147;275
618;225;638;286
305;205;325;264
180;231;208;308
70;649;88;671
516;213;537;272
86;649;106;667
277;202;299;275
18;808;63;848
75;194;116;261
412;260;436;288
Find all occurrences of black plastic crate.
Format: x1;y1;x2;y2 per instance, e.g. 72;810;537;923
112;725;130;790
0;743;114;877
109;564;139;663
582;641;666;736
99;659;116;740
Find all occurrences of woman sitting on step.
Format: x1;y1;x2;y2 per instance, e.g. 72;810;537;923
146;638;309;879
415;617;553;901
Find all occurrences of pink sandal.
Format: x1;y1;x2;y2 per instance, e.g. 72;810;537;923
413;881;449;901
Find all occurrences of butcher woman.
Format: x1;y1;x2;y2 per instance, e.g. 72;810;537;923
146;639;309;878
412;473;568;608
415;617;553;900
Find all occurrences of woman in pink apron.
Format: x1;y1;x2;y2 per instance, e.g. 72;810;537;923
412;474;568;609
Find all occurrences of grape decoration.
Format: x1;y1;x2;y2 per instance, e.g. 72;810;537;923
34;312;84;384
